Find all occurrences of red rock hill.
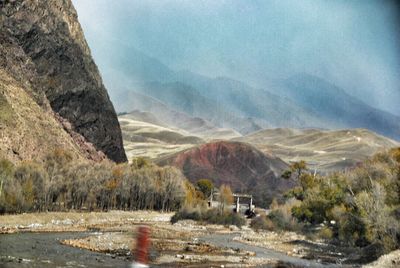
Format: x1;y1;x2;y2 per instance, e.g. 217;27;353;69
158;141;296;207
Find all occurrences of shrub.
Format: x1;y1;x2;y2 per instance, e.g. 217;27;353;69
318;226;333;240
250;215;274;231
196;179;214;199
171;207;246;227
171;206;202;224
203;208;246;227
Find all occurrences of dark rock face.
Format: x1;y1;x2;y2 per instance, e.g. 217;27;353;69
158;141;296;207
0;0;127;162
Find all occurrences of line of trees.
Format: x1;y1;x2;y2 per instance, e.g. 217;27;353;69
0;149;186;214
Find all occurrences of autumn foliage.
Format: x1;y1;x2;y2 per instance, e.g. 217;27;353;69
0;152;186;213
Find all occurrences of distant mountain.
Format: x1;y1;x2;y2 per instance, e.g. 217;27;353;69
277;74;400;140
99;45;400;140
99;47;327;134
235;128;400;172
176;71;327;129
157;141;295;207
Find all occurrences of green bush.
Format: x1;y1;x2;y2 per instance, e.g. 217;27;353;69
171;207;201;224
171;207;246;227
250;215;274;231
203;208;246;227
318;226;333;240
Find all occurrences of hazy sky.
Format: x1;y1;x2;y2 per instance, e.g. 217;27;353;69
72;0;400;115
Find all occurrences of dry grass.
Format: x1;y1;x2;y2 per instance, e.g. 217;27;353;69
235;128;399;172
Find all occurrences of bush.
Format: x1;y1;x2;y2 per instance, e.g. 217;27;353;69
203;208;246;227
250;216;274;231
318;226;333;240
171;206;202;224
196;179;213;199
171;207;246;227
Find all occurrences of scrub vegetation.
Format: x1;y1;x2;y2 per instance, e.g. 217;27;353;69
252;148;400;255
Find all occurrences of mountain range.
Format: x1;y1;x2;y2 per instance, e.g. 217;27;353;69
98;45;400;141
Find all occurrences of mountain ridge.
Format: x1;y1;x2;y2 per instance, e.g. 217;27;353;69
96;45;400;140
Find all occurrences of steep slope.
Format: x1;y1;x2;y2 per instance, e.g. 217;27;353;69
235;128;400;172
157;141;294;207
119;113;204;160
1;0;126;162
0;30;104;162
278;74;400;140
0;69;82;162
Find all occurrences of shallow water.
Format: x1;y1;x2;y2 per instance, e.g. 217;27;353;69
0;232;132;268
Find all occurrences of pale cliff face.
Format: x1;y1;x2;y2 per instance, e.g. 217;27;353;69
0;0;127;162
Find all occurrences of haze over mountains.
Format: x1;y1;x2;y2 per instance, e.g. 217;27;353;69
74;0;400;117
94;45;400;140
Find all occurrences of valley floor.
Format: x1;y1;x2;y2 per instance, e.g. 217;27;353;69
0;211;397;267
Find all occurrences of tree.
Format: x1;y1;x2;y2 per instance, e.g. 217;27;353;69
14;161;47;211
291;161;307;180
196;179;214;199
0;159;14;199
219;184;233;215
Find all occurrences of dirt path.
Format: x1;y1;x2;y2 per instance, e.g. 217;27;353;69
200;233;341;268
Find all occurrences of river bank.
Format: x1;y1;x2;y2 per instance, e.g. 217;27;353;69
0;211;395;267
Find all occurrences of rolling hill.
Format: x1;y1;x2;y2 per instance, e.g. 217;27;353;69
119;113;202;161
157;141;295;207
234;128;400;172
116;92;241;140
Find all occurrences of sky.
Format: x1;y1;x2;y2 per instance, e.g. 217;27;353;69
72;0;400;116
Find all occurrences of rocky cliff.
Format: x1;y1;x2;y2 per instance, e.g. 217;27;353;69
0;0;126;162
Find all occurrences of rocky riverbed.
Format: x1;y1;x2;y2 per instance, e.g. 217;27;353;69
0;211;395;267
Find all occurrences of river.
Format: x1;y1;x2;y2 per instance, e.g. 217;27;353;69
0;232;351;267
0;232;131;267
